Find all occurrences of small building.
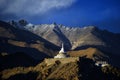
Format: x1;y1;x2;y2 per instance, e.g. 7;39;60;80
95;61;108;67
54;43;68;58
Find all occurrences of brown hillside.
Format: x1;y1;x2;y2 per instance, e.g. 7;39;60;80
0;21;60;60
1;57;120;80
0;59;79;80
68;47;108;60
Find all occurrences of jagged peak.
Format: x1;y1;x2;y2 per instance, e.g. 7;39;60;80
18;19;28;26
10;20;100;32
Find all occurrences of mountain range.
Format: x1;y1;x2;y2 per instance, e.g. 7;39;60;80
0;19;120;80
5;19;120;66
12;20;120;51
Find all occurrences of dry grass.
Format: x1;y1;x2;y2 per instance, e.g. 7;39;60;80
0;59;79;80
0;27;15;38
7;39;58;57
1;57;120;80
0;67;34;79
68;47;106;59
8;40;27;47
47;62;79;80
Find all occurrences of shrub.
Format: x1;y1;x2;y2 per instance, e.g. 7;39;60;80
55;60;61;65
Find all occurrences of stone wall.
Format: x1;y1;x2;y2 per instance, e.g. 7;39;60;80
44;57;79;66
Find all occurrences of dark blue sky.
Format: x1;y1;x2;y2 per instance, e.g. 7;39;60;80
0;0;120;33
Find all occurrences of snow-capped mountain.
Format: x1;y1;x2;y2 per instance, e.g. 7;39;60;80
9;20;120;55
1;20;120;67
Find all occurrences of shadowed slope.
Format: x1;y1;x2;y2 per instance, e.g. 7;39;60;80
0;21;60;60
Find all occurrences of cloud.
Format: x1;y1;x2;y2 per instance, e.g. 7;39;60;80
0;0;77;16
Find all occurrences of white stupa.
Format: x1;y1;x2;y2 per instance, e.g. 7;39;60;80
54;43;67;58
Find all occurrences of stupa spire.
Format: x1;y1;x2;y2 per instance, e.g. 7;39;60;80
59;43;65;53
54;43;67;58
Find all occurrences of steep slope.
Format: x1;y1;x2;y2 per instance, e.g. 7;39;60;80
22;23;105;50
24;23;71;50
68;47;120;67
21;22;120;55
0;20;60;60
68;47;109;61
8;20;120;67
9;20;71;49
60;26;106;49
60;26;120;55
1;57;120;80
